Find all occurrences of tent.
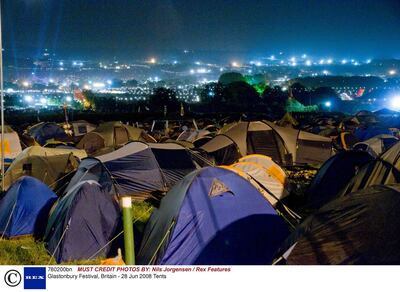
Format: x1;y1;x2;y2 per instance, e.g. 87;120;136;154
354;126;392;141
276;184;400;264
45;180;121;263
71;120;96;137
238;154;288;185
201;121;333;165
0;176;57;238
177;129;211;143
221;155;289;206
305;151;374;209
77;121;154;155
340;141;400;196
2;146;86;191
25;122;69;146
63;157;116;197
91;142;198;199
137;167;289;265
0;127;22;169
353;134;398;157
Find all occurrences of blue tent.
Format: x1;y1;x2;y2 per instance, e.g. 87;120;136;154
45;180;121;263
94;142;198;198
137;167;289;265
0;176;57;238
27;122;69;146
354;127;392;141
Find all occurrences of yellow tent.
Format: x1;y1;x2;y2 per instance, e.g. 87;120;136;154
2;146;87;191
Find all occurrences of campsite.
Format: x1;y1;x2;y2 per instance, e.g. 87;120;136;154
1;109;400;265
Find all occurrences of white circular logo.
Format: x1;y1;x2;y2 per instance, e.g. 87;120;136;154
4;270;22;287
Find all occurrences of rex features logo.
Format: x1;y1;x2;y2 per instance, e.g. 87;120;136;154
4;270;22;287
24;267;46;290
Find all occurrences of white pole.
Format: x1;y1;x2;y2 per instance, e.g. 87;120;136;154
0;0;5;192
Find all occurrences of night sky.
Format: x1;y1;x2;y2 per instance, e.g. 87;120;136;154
3;0;400;60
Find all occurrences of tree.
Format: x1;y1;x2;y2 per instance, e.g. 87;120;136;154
223;81;260;110
218;72;245;85
310;86;341;107
200;82;224;103
148;87;179;113
261;86;287;116
125;79;138;87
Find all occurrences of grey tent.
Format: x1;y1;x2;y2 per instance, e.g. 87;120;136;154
340;141;400;196
276;184;400;264
353;134;398;157
201;121;333;165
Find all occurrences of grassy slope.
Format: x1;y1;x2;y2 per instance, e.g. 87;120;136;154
0;201;153;265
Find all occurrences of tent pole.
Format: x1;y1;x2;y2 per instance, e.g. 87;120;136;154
0;0;5;192
121;196;135;265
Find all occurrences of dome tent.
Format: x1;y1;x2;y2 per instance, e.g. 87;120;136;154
340;141;400;196
221;156;289;206
353;134;398;157
305;151;374;210
137;167;289;265
77;121;154;156
45;180;121;263
201;121;333;166
0;176;57;238
25;122;69;146
2;146;86;191
0;125;22;170
276;184;400;264
81;142;198;200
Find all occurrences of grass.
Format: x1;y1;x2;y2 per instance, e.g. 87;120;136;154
0;201;154;265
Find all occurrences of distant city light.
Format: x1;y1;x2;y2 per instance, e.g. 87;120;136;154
305;60;312;66
270;55;275;60
6;88;14;93
324;101;332;107
322;70;329;75
319;59;325;65
366;59;372;64
66;96;72;102
22;81;30;87
49;78;54;83
195;61;201;65
290;57;296;62
231;61;239;67
282;86;288;91
301;54;307;59
327;59;333;64
149;58;156;64
255;61;262;66
341;59;347;64
390;96;400;109
40;97;47;104
24;95;33;103
190;69;195;74
389;69;397;75
197;68;207;74
59;61;64;66
107;80;112;85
